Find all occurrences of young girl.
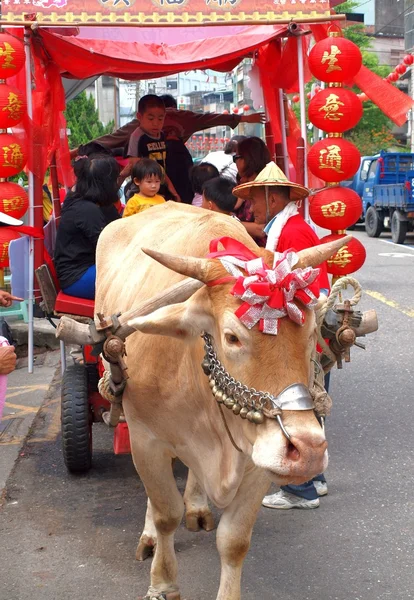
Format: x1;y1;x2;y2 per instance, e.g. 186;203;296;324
54;155;120;300
123;159;165;217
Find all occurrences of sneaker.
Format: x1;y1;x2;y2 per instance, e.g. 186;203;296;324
262;489;320;510
314;480;328;497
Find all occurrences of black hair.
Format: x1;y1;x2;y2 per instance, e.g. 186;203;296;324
132;158;163;182
269;185;293;201
77;141;112;158
237;137;271;180
138;94;165;114
202;177;237;214
70;155;120;208
190;162;219;195
159;94;178;109
224;135;246;155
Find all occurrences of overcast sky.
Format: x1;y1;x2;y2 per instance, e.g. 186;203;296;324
359;0;375;26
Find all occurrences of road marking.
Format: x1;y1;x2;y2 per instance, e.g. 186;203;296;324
377;239;414;251
365;290;414;318
378;252;414;258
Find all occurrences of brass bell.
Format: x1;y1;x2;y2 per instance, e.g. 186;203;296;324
239;407;249;419
252;410;265;424
224;396;235;408
215;390;224;403
201;360;210;376
232;403;241;415
209;378;216;389
246;410;255;422
212;386;218;395
221;393;228;404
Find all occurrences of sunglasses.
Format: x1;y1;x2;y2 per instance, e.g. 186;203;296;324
232;154;242;163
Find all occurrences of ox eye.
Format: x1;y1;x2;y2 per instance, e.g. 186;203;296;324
225;333;240;345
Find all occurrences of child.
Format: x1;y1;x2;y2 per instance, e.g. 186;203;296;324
123;159;165;218
190;162;219;208
121;94;180;202
201;177;238;216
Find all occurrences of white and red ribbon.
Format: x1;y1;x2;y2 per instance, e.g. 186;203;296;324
208;237;320;336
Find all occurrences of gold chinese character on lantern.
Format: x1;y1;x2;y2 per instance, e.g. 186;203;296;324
321;200;346;218
318;93;345;121
3;195;24;213
318;144;344;173
328;245;353;268
2;143;24;169
3;92;24;121
321;45;342;74
0;242;8;263
0;42;16;70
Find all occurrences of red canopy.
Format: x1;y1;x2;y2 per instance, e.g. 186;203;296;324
38;24;288;80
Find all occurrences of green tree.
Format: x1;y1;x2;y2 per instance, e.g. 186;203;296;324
65;91;114;149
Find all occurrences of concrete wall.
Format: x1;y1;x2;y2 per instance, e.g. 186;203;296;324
375;0;405;37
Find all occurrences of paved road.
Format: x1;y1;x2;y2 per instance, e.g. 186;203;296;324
1;228;414;600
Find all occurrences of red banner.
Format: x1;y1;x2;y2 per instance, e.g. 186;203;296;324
2;0;331;25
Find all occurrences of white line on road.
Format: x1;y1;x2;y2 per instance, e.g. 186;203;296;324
377;239;414;252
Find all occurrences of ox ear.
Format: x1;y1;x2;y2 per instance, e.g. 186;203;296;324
293;235;353;269
127;296;214;340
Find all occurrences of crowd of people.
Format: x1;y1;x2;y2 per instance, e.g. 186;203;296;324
53;93;331;509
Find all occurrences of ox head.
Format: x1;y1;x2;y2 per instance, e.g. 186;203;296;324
128;236;350;486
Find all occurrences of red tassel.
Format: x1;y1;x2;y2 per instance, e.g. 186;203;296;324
353;65;413;127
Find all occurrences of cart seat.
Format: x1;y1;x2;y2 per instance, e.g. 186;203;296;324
55;291;95;318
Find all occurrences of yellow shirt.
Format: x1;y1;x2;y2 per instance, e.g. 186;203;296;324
122;193;165;218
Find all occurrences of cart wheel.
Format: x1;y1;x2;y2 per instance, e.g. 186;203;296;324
391;212;407;244
61;363;92;473
365;206;383;238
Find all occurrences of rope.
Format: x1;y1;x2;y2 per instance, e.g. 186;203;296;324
98;370;118;404
316;276;362;364
217;403;243;453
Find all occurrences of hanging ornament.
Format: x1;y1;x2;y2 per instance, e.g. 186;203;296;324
0;133;27;178
310;187;362;231
0;33;26;79
308;31;362;83
308;137;360;183
0;181;28;219
395;64;406;75
0;84;27;129
403;54;414;66
292;95;300;103
308;88;363;133
320;233;366;276
0;227;20;268
243;104;250;112
222;109;229;114
233;107;239;114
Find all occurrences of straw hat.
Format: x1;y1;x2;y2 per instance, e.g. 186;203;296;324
0;212;22;226
232;161;309;202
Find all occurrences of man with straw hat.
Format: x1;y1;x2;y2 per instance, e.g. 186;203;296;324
233;162;329;510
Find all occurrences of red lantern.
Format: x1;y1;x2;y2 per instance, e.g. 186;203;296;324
0;227;20;268
292;95;300;103
310;187;362;230
389;72;399;82
223;109;229;114
0;181;28;219
308;37;362;83
308;138;360;183
0;134;27;177
320;233;366;275
233;107;239;114
0;33;25;79
308;88;363;133
307;92;312;99
192;135;196;140
0;84;27;129
403;54;414;66
395;64;406;75
243;104;250;112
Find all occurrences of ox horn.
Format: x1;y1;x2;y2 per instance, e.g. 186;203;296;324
293;235;353;269
142;247;211;282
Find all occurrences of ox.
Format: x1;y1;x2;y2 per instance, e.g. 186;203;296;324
95;202;344;600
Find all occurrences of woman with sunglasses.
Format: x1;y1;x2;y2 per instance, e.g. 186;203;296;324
232;136;271;246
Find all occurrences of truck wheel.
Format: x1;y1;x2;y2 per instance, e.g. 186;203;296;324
391;212;407;244
61;363;92;473
365;206;383;238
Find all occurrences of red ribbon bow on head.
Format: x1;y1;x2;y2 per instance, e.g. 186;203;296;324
208;237;320;335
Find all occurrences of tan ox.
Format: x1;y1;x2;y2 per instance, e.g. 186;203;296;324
96;202;342;600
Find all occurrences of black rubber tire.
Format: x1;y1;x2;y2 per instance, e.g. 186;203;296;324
61;363;92;473
391;212;407;244
365;206;383;238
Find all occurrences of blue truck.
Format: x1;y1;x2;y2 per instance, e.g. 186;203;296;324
342;151;414;244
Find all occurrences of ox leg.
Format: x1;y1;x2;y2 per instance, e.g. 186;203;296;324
136;499;157;561
215;464;270;600
184;470;215;532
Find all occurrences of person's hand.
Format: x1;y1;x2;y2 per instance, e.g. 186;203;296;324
69;147;79;160
172;194;182;203
241;113;266;124
0;290;23;307
0;346;17;375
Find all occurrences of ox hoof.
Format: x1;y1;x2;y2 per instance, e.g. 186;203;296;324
138;593;181;600
136;535;156;561
185;509;215;532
